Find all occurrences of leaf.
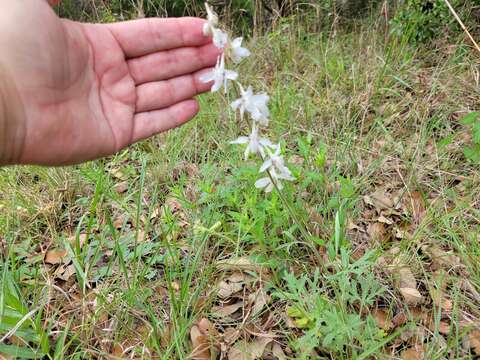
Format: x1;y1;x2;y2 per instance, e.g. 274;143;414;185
469;330;480;355
249;289;270;316
271;343;287;360
460;111;479;125
190;325;210;360
54;264;76;281
399;288;424;306
401;345;424;360
228;337;273;360
398;267;417;289
367;222;388;243
197;318;218;338
108;167;127;181
211;302;243;317
217;280;244;299
464;145;480;163
364;189;394;210
371;308;392;330
473;122;480;144
406;191;426;224
250;337;273;359
421;244;461;270
44;249;68;265
113;181;129;194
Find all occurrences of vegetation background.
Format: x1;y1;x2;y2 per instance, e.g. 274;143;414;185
1;0;480;359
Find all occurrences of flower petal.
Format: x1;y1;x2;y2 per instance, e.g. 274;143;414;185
230;136;249;144
255;177;271;189
225;70;238;80
199;72;214;83
231;98;242;110
265;182;274;192
259;159;272;173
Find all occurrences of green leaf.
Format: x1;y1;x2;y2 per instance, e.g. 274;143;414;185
286;306;303;318
464;145;480;163
437;134;454;149
460;111;479;125
472;122;480;144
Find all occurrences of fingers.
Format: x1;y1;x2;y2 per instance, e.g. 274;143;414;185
107;17;210;58
135;69;212;113
132;99;199;143
128;43;220;85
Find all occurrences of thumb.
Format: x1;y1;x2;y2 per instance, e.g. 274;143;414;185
47;0;61;5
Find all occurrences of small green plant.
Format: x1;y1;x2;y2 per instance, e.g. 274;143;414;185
390;0;472;44
461;111;480;163
276;249;392;359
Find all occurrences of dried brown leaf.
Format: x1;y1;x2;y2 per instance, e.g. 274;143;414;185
271;343;287;360
405;191;426;224
223;327;241;345
249;289;270;316
44;249;68;265
55;263;76;281
367;222;388;244
228;337;273;360
364;189;394;210
113;181;129;194
190;325;210;360
212;302;243;317
109;168;126;181
471;331;480;355
217;280;244;299
398;267;417;289
401;345;425;360
399;288;424;306
438;321;450;335
371;308;392;330
197;318;218;338
421;244;461;270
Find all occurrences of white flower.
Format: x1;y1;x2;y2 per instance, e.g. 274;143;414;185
231;84;270;126
230;125;272;159
229;37;251;63
259;144;295;181
254;168;286;193
212;28;228;49
202;2;218;36
255;175;275;193
200;54;238;93
255;144;295;193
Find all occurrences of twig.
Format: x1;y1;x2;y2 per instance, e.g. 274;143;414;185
443;0;480;55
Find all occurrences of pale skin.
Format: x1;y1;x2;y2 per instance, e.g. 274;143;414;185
0;0;220;166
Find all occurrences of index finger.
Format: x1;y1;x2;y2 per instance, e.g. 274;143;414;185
106;17;210;59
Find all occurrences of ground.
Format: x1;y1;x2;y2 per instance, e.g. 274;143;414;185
1;10;480;360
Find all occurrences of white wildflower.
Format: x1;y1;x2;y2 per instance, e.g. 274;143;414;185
212;28;228;49
230;124;272;160
200;54;238;93
259;144;295;181
255;175;275;193
202;2;218;36
231;84;270;126
229;37;251;63
255;167;287;193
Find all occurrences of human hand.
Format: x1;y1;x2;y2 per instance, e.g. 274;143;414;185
0;0;220;165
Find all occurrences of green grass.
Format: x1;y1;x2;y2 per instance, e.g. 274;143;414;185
1;10;480;360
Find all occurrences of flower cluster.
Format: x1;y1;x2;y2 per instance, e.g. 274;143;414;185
200;2;294;193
